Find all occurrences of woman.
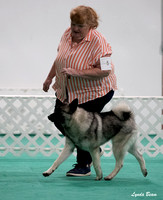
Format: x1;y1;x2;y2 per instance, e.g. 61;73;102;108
43;5;117;177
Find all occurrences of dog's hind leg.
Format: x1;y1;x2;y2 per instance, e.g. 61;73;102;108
104;132;134;180
42;137;75;177
104;143;125;181
128;144;148;177
90;148;103;181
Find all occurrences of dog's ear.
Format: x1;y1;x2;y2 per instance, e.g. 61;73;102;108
69;99;78;113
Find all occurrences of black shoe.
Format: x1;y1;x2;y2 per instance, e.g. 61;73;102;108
66;164;91;177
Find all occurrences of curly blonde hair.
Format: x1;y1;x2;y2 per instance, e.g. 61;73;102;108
70;5;99;29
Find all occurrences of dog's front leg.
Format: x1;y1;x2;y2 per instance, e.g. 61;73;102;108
90;148;103;180
43;137;75;177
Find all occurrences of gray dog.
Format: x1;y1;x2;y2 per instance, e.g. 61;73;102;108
43;99;147;180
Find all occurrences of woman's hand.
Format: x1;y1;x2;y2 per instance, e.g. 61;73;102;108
61;68;77;77
43;78;52;92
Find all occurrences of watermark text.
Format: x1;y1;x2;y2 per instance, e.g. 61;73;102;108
131;191;157;198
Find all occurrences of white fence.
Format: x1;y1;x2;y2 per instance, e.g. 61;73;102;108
0;94;163;157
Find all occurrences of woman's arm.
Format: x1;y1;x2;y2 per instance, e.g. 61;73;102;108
43;61;56;92
61;54;111;80
61;67;110;80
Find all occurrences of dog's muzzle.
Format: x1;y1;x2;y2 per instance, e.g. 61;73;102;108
48;113;55;122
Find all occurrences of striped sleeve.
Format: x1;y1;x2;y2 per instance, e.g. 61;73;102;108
90;32;113;66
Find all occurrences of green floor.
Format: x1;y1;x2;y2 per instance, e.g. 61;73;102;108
0;153;162;200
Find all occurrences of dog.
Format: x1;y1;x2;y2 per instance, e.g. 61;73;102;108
42;99;148;180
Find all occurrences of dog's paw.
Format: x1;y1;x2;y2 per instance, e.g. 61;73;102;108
143;169;148;177
42;172;50;177
95;176;103;181
42;169;54;177
104;175;113;181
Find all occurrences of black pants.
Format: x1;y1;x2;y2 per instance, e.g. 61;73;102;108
55;90;114;167
77;90;114;166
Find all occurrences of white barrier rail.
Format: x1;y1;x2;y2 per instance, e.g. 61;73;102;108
0;95;163;157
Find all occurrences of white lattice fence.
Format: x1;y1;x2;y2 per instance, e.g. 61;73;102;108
0;95;163;157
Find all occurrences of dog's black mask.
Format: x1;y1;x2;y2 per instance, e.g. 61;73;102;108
47;99;78;136
48;111;66;135
48;113;57;122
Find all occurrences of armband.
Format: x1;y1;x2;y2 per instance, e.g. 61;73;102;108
100;57;112;70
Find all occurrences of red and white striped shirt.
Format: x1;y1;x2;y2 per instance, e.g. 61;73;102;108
53;28;117;104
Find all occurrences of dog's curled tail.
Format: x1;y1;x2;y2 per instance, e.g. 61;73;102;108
112;102;134;121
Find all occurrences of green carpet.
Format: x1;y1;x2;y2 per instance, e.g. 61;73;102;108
0;153;162;200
